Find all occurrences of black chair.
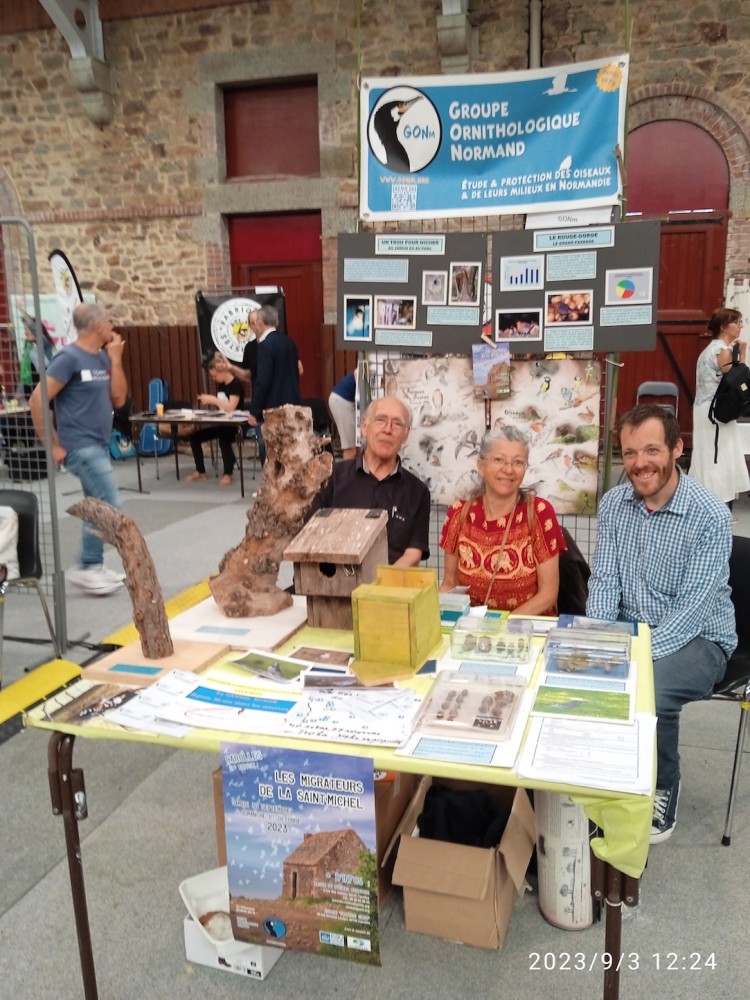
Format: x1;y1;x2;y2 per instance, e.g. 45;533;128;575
0;489;61;686
557;527;591;617
713;533;750;845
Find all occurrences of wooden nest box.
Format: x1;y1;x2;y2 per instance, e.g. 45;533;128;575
283;508;389;629
350;565;442;685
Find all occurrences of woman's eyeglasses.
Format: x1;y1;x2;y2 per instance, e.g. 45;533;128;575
485;456;527;470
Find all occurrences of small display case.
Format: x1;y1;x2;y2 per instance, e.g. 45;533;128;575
439;589;471;627
542;627;631;680
450;616;534;665
410;670;527;741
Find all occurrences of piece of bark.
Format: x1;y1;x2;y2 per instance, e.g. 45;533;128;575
67;498;174;659
210;404;333;617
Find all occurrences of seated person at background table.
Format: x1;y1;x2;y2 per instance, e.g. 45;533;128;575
586;404;734;844
439;426;565;615
186;356;244;487
308;396;430;567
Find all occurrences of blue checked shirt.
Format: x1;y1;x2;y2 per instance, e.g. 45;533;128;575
586;472;736;660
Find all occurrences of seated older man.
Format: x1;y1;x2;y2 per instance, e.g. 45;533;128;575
308;396;430;566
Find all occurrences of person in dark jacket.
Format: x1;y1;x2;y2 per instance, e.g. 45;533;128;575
245;305;301;464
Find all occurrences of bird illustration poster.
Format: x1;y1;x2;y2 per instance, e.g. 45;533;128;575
221;744;380;965
360;55;628;221
391;356;600;513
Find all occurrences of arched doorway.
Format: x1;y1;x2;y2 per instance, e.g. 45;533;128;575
619;120;730;445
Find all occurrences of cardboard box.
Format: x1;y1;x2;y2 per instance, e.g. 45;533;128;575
391;776;536;949
212;767;417;908
183;917;282;980
374;770;419;906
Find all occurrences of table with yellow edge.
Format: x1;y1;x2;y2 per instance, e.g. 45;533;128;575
23;580;655;1000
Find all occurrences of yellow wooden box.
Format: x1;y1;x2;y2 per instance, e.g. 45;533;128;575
350;566;442;684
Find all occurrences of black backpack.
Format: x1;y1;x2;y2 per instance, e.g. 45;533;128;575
708;344;750;461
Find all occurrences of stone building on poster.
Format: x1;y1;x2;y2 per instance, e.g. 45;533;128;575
282;828;368;900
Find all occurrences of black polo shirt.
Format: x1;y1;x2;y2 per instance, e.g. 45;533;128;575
309;455;431;563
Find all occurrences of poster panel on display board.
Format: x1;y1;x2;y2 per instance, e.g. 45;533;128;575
221;743;380;966
337;232;487;355
491;220;660;355
360;55;628;221
390;356;600;514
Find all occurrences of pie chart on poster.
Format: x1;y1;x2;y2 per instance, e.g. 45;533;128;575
615;279;636;299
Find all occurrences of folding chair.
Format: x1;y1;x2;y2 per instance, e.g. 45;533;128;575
635;381;679;418
713;533;750;845
0;489;61;686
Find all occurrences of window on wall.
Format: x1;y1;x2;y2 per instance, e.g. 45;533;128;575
224;79;320;179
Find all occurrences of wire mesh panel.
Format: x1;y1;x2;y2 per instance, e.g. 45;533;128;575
0;217;65;663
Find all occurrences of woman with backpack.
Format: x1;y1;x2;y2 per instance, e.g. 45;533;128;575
689;306;750;511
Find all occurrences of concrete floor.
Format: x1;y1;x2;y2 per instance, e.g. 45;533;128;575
0;456;748;1000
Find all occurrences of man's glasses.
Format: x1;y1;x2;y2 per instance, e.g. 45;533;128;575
371;415;408;431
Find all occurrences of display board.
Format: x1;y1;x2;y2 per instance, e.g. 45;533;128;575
338;222;658;356
390;356;601;514
337;232;487;354
491;221;660;354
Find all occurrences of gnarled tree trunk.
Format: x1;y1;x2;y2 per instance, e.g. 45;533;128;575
67;498;173;659
210;404;333;617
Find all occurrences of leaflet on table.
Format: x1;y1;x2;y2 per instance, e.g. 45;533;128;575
112;668;421;746
37;678;146;732
105;670;209;737
280;687;422;746
515;713;655;795
394;671;533;769
148;671;301;735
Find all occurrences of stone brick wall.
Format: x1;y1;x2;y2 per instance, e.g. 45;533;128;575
1;1;749;325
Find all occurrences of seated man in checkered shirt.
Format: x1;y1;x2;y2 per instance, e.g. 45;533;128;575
586;404;735;844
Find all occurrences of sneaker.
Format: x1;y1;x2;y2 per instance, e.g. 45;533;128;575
650;781;681;843
68;564;125;595
101;565;126;583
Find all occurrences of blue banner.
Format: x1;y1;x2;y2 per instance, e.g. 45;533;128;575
360;55;628;221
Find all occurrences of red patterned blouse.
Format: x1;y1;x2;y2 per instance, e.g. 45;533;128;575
440;495;566;614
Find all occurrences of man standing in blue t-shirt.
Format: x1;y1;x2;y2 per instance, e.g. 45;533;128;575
30;303;128;595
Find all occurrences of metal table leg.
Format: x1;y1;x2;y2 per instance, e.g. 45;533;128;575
47;732;98;1000
591;852;640;1000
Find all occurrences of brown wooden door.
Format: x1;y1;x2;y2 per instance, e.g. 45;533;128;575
615;214;728;445
233;260;324;401
619;120;731;447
